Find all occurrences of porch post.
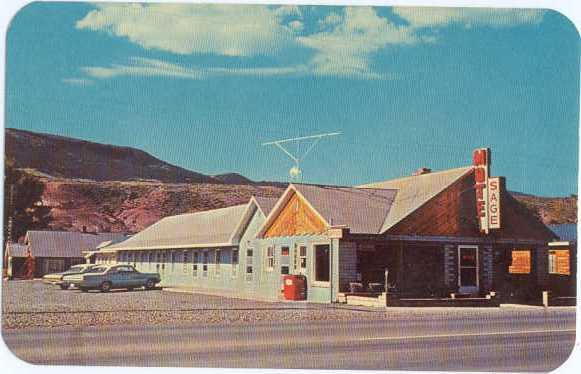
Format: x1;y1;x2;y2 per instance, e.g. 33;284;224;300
397;241;405;293
330;238;340;302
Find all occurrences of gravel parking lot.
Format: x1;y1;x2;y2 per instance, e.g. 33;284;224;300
2;280;573;330
2;280;355;329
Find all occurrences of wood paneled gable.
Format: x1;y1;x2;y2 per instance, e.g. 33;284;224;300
386;170;557;241
263;191;328;238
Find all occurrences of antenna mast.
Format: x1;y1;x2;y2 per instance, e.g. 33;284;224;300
262;132;341;182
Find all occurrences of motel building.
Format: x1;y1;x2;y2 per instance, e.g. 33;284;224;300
99;149;571;305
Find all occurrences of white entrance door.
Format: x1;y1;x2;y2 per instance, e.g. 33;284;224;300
458;246;479;295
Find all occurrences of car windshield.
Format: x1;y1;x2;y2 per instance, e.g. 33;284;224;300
84;267;108;273
65;266;84;273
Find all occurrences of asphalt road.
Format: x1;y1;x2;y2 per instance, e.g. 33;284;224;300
3;308;577;371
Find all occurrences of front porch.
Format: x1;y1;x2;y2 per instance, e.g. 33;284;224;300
337;235;551;304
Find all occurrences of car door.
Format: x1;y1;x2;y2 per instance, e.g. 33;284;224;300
125;266;143;287
106;267;122;287
112;266;132;288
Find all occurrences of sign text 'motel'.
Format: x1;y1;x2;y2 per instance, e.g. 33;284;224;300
473;148;501;234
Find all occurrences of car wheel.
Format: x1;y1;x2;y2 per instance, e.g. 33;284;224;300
100;281;112;293
60;284;69;290
145;279;155;290
127;287;134;292
80;287;89;293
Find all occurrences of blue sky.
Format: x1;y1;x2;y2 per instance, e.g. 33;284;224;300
5;3;579;196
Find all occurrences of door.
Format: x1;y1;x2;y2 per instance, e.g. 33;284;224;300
458;246;479;295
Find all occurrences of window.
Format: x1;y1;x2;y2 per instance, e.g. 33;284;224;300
246;248;254;281
183;250;189;273
170;251;176;271
508;249;530;274
299;246;307;270
314;244;330;282
215;250;221;275
203;251;208;276
193;251;199;277
266;246;275;271
548;249;570;275
117;265;135;273
160;252;166;272
232;249;239;277
45;259;65;274
280;246;290;275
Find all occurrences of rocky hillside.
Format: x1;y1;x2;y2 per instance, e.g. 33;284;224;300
510;192;577;225
40;178;285;234
5;128;223;184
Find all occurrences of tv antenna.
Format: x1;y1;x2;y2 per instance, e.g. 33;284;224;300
262;132;341;181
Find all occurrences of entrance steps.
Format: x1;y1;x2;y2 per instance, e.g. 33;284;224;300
341;292;386;308
338;292;501;308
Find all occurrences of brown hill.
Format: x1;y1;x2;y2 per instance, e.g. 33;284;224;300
213;173;255;185
39;177;285;234
5;128;222;184
510;192;577;225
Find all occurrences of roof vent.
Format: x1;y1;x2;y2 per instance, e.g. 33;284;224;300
413;167;432;176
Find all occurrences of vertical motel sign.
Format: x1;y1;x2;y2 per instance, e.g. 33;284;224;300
473;148;501;234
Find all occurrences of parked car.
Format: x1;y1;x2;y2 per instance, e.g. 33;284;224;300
64;264;161;292
42;264;97;289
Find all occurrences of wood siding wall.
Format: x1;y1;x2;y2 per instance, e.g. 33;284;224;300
264;192;327;238
387;170;556;242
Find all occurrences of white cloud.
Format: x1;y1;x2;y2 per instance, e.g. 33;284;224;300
76;3;296;57
82;57;205;79
318;12;343;29
81;57;308;80
62;78;94;86
288;20;304;32
298;7;420;78
75;5;546;81
392;7;544;28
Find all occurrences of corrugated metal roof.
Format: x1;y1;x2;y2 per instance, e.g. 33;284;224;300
107;204;247;251
96;236;130;250
548;224;577;242
25;231;127;258
293;184;397;234
6;243;28;257
358;166;472;233
254;196;279;216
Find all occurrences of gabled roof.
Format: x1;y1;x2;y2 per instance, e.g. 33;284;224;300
358;166;472;233
229;196;280;244
548;224;577;242
96;236;130;250
6;242;28;258
254;196;279;217
24;231;127;258
259;184;397;236
107;204;248;251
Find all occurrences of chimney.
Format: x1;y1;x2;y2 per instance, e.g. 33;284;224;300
413;167;431;176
